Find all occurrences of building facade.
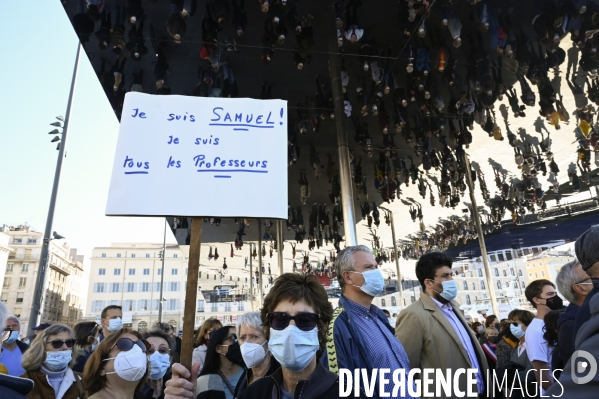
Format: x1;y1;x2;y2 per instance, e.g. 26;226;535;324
1;224;88;332
0;232;12;290
85;243;259;332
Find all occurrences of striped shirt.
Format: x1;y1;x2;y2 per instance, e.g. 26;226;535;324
345;298;417;398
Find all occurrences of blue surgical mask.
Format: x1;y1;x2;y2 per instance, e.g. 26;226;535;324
269;326;319;372
91;343;98;352
350;269;385;297
433;279;458;301
4;331;19;344
510;323;525;339
107;318;123;332
149;352;170;380
45;350;72;371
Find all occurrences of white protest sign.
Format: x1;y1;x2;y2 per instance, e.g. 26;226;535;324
106;93;288;218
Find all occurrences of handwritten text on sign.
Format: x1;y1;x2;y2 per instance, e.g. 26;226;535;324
106;93;288;218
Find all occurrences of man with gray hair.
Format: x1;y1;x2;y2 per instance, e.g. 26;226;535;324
573;226;599;342
0;302;33;398
555;260;592;365
1;316;28;377
321;245;415;398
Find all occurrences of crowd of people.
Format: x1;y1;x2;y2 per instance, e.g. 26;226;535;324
3;225;599;398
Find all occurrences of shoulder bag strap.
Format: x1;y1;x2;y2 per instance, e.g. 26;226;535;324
218;371;237;397
75;372;84;399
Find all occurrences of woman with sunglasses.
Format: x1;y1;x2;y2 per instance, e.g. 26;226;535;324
196;326;246;399
233;311;280;397
72;321;100;373
135;329;174;399
20;324;83;399
84;328;150;399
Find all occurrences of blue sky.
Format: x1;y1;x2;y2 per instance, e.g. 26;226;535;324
0;2;175;265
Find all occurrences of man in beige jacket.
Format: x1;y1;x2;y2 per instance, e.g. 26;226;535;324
396;252;491;398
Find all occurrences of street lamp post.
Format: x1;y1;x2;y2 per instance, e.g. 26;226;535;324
158;219;167;323
27;43;81;337
379;206;404;310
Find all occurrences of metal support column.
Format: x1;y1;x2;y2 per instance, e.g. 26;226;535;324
158;219;167;323
463;153;499;317
258;219;264;308
328;12;357;246
28;43;81;336
379;206;404;310
277;220;284;275
249;243;254;311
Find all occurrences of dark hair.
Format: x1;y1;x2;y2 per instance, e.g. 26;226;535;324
525;279;555;308
382;309;390;317
83;328;148;396
143;329;174;348
199;326;235;377
508;309;535;326
74;321;97;346
101;305;122;319
543;309;564;348
87;5;101;22
499;319;517;342
261;273;334;358
112;46;122;56
415;253;453;289
195;319;223;347
484;315;498;328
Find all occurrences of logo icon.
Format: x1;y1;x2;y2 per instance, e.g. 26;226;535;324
571;350;597;384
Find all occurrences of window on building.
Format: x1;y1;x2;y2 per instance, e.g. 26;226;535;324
111;283;121;293
480;280;486;290
211;302;218;312
466;295;471;305
510;268;515;276
127;283;136;292
535;272;538;278
391;297;397;306
125;300;135;311
472;283;475;290
27;238;36;244
99;269;106;275
16;292;24;303
6;264;13;273
541;271;545;277
143;268;150;275
128;268;135;276
490;255;497;262
141;282;149;292
14;308;21;318
497;281;502;289
197;301;205;312
21;264;29;272
152;300;160;311
411;296;416;303
521;281;526;288
168;299;178;311
116;253;122;258
157;269;162;276
139;300;149;311
145;254;150;258
463;281;468;290
114;269;121;276
172;269;178;275
506;252;513;260
1;293;7;303
494;268;499;276
381;299;386;307
503;270;507;277
518;269;523;276
174;254;178;258
498;254;505;261
239;302;245;311
514;282;518;288
170;282;180;291
478;269;483;277
131;254;136;258
18;278;26;288
101;253;106;258
93;283;107;293
225;302;232;312
12;238;22;244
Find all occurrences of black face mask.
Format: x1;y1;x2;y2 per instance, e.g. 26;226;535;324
487;336;500;345
224;342;246;368
494;323;500;331
544;295;564;311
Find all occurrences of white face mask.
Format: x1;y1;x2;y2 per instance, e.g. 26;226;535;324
103;344;147;381
269;326;319;372
240;341;268;368
107;318;123;332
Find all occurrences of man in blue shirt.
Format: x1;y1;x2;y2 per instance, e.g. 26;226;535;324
1;316;29;377
322;245;416;398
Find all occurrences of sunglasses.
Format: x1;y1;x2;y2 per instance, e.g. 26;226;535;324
147;346;171;355
1;328;12;342
47;339;76;349
267;312;320;331
110;338;150;353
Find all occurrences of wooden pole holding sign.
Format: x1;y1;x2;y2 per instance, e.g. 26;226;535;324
180;217;202;370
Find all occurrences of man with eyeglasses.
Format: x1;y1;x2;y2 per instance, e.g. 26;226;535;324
1;316;29;377
395;252;490;398
323;245;415;398
555;260;592;366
